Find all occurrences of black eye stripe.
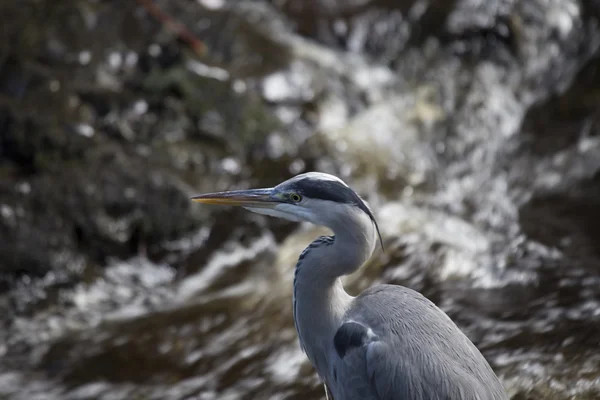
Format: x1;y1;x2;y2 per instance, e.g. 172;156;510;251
295;179;352;203
290;177;385;250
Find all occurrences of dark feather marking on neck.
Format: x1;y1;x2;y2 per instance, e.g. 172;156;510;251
293;235;335;352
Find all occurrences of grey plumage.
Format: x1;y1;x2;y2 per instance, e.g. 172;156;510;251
331;285;507;400
191;172;509;400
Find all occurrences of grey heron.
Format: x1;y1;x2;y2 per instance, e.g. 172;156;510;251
191;172;508;400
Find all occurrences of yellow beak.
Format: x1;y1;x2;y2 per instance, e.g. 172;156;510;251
191;188;278;208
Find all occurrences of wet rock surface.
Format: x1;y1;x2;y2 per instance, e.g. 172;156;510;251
1;0;600;399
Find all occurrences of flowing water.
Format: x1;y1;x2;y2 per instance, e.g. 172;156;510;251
1;0;600;399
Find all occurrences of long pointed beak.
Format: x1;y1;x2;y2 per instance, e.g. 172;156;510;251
190;188;278;208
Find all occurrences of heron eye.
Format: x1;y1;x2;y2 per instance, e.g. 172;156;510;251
290;193;302;202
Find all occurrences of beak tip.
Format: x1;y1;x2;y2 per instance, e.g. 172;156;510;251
190;196;209;204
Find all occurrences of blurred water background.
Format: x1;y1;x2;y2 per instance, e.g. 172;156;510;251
1;0;600;399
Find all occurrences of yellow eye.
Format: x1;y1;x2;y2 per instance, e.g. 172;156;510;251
290;193;302;202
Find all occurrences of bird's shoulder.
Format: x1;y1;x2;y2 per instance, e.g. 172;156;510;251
348;285;455;330
330;284;508;400
334;284;452;361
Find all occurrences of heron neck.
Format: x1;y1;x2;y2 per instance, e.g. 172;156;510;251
327;211;377;278
293;256;351;376
292;211;377;376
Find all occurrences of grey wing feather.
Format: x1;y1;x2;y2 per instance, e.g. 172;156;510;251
331;285;508;400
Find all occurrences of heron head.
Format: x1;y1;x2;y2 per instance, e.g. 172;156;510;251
191;172;383;248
